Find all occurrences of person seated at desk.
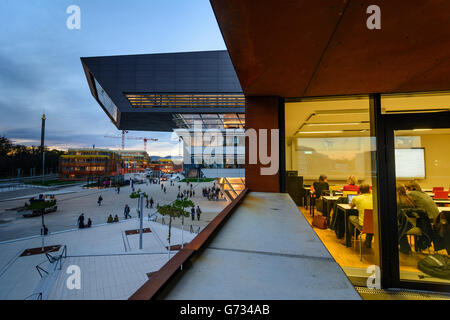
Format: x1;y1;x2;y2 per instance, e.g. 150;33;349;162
396;184;417;254
343;175;359;193
311;174;329;198
349;184;373;248
405;181;440;222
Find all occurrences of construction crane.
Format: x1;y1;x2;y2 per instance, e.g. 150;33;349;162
104;131;158;153
126;136;158;153
104;130;128;150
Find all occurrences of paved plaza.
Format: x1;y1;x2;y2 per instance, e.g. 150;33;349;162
0;180;228;300
0;180;227;242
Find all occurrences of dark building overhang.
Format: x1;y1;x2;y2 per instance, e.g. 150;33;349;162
210;0;450;97
81;50;244;132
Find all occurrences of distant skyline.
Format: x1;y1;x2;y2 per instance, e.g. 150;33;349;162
0;0;226;156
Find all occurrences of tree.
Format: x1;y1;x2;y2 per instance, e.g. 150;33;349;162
173;199;194;249
157;201;191;259
0;136;64;178
129;189;148;217
0;136;13;157
25;199;57;250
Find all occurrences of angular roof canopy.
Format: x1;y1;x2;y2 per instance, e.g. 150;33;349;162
210;0;450;97
81;50;243;131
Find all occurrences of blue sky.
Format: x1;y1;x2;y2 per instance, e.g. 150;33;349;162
0;0;225;156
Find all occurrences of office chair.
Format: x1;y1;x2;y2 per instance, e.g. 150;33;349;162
350;209;374;261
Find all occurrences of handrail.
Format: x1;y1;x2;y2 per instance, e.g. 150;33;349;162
129;188;248;300
35;265;48;278
24;292;42;300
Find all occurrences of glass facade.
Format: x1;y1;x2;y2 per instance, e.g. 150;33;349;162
284;95;380;285
125;93;245;109
283;93;450;291
394;128;450;286
94;78;119;122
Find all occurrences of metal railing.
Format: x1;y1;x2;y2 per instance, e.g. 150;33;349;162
35;264;49;278
24;292;42;300
35;245;67;278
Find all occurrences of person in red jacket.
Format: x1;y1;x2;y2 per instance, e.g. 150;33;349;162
343;175;359;193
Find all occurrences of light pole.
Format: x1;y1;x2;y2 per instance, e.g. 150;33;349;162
40;113;46;251
40;114;46;185
139;192;144;250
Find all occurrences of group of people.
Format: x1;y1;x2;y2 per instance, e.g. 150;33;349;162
177;189;195;200
107;214;120;223
77;213;92;229
79;177;212;231
191;205;202;221
311;174;447;253
311;174;374;248
203;185;222;201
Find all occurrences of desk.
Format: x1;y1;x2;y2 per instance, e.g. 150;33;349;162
336;204;358;247
438;207;450;213
434;199;450;206
322;196;341;223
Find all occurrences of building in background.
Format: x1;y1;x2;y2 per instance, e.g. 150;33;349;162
59;148;149;181
59;148;119;181
115;150;149;173
81;50;245;179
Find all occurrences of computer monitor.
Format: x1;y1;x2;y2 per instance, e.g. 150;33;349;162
347;194;357;203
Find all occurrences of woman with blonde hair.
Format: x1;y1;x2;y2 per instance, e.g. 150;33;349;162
397;183;417;254
397;183;415;209
343;175;359;192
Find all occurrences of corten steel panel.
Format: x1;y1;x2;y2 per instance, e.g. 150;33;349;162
210;0;349;97
305;0;450;96
245;96;280;193
211;0;450;97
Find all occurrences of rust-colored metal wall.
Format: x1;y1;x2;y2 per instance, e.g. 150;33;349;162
245;96;281;192
210;0;450;97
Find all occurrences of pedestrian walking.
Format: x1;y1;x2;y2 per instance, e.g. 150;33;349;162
117;186;120;194
86;218;92;228
149;197;154;208
146;198;149;208
97;195;103;206
196;206;202;221
124;204;131;219
164;187;166;193
191;206;195;221
77;213;85;228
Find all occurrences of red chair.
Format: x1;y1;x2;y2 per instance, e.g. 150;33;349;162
434;191;449;199
350;209;374;261
433;187;444;193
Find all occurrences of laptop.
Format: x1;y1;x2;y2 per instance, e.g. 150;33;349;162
347;194;357;203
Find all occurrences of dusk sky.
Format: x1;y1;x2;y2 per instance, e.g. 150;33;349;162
0;0;226;156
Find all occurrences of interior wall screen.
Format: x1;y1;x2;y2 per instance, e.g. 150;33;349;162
294;137;373;181
394;148;425;179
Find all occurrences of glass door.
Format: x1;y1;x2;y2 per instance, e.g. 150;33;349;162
382;105;450;292
394;128;450;286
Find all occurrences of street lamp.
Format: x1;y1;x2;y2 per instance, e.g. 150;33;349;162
40;114;46;185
